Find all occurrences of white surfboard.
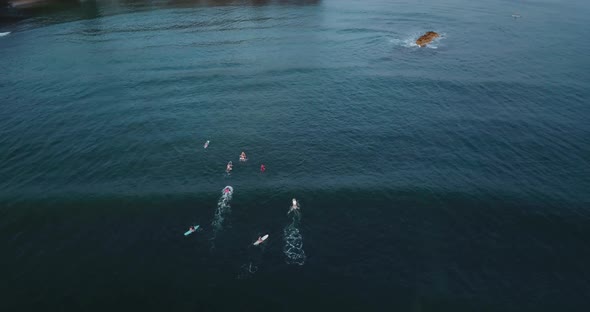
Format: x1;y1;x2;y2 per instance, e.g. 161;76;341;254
253;234;269;246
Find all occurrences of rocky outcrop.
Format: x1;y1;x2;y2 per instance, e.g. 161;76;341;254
416;31;439;47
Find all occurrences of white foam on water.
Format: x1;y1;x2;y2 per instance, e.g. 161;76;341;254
389;32;445;49
389;37;419;48
0;32;10;37
283;201;306;265
283;222;306;265
211;186;233;236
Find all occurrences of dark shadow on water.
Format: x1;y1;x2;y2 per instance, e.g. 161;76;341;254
1;0;321;28
168;0;321;6
2;185;589;311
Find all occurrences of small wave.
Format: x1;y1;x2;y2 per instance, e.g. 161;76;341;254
0;32;10;37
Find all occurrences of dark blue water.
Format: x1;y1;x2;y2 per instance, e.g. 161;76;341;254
1;0;590;310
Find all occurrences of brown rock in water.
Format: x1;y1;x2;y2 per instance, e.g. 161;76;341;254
416;31;439;47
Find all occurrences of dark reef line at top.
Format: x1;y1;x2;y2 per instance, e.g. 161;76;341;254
0;0;322;26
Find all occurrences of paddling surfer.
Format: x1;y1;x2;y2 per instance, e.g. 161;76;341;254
289;198;299;213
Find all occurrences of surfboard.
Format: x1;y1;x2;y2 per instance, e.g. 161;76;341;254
184;225;199;236
253;234;269;246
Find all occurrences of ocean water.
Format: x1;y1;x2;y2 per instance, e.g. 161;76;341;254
1;0;589;310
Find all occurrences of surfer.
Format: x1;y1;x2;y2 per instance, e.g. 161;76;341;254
289;198;299;213
254;234;269;246
260;164;266;173
204;140;210;148
224;187;231;194
240;152;247;162
184;225;199;236
226;161;233;173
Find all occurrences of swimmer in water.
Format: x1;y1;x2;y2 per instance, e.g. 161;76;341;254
240;152;247;162
226;161;233;173
224;187;230;194
289;198;299;213
260;164;266;172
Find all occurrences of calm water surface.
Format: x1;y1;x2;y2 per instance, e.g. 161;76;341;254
1;0;589;311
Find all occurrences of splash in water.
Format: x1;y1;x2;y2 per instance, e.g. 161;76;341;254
283;199;306;265
237;262;258;280
389;32;445;49
211;186;233;238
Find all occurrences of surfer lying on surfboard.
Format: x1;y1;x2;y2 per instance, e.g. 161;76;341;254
226;161;233;173
204;140;210;148
289;198;300;213
184;225;199;236
253;234;269;246
239;152;247;162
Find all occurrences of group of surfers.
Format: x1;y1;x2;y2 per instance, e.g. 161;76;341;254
203;141;265;174
226;151;265;174
225;152;245;172
187;198;300;246
195;141;297;245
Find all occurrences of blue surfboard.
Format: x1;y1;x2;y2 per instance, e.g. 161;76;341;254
184;225;200;236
